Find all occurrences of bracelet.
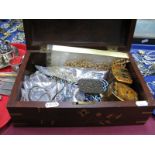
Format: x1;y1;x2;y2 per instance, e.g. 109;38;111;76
28;81;66;102
28;86;51;101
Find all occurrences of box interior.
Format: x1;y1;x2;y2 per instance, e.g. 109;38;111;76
16;49;148;107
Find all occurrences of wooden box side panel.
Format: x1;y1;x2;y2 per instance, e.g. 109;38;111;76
7;51;155;109
8;106;153;127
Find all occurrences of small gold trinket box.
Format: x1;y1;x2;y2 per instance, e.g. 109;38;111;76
112;65;133;84
112;82;138;101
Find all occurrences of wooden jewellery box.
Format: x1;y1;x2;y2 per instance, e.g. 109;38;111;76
7;20;155;127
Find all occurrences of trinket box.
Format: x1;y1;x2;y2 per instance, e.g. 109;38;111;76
7;20;155;127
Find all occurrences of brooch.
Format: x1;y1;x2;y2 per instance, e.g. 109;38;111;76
16;23;24;31
0;39;18;69
0;23;10;29
12;32;25;43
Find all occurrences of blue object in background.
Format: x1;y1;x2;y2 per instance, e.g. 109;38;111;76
131;44;155;50
153;109;155;116
0;19;25;44
131;44;155;98
144;76;155;98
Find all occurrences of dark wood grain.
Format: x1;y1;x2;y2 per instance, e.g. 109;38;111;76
7;52;30;107
127;19;137;50
23;19;136;51
10;106;153;127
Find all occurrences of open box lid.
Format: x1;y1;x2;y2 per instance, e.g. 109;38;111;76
23;19;136;51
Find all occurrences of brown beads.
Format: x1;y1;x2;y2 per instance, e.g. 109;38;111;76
65;59;110;70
